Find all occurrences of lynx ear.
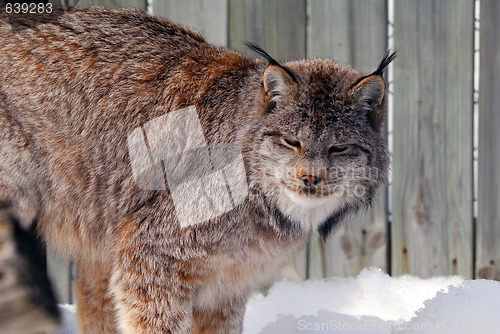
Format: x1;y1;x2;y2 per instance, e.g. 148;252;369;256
263;65;298;102
349;50;396;129
350;75;386;109
349;75;386;130
245;42;298;102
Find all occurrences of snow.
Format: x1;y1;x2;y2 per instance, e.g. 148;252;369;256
243;268;464;334
399;280;500;333
51;268;500;334
50;304;79;334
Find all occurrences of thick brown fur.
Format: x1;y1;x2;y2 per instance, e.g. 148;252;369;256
0;7;393;334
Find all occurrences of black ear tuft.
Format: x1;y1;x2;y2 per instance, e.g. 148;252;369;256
245;42;297;83
347;50;395;130
245;42;280;67
372;50;397;76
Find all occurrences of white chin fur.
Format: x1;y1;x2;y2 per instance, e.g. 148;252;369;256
276;186;347;231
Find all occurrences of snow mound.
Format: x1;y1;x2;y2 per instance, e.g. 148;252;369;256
51;268;500;334
397;279;500;333
243;268;464;334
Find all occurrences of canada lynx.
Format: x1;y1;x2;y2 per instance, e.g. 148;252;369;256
0;6;394;334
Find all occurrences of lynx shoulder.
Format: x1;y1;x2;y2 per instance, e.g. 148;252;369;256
0;6;394;333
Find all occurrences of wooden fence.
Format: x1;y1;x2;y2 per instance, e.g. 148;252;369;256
44;0;500;303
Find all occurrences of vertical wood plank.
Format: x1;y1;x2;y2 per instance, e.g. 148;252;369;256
308;0;388;278
477;0;500;280
392;0;474;278
74;0;147;10
229;0;307;60
46;249;72;304
152;0;228;47
229;0;308;280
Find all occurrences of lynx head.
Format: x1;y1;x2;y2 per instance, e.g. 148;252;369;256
243;43;395;240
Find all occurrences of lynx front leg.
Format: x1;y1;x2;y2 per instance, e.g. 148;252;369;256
193;300;246;334
110;256;195;334
75;260;118;334
110;218;198;333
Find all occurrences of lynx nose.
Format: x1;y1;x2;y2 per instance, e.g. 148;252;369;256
301;175;321;187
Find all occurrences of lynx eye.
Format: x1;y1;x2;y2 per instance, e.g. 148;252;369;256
329;144;351;155
282;137;301;149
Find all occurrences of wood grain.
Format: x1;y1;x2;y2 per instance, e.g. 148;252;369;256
477;0;500;280
152;0;228;47
229;0;307;60
392;0;474;278
75;0;147;10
